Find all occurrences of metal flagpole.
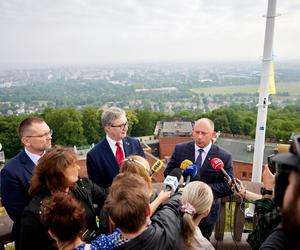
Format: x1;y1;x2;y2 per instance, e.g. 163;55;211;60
247;0;277;216
252;0;277;183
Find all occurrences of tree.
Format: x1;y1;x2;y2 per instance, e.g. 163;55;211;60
241;117;255;136
43;108;87;146
125;109;139;135
0;115;24;159
131;109;158;137
81;107;102;144
213;114;231;134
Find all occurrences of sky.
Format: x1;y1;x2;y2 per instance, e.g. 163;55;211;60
0;0;300;65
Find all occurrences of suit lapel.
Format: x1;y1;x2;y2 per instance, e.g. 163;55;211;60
101;138;119;173
201;144;218;170
19;150;36;176
122;137;131;157
185;142;196;163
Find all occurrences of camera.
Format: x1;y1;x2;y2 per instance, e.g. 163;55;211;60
267;154;276;174
271;136;300;207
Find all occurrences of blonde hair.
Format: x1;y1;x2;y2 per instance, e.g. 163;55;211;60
120;155;152;195
180;181;213;247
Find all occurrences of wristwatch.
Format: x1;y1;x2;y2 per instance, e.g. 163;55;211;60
260;187;273;195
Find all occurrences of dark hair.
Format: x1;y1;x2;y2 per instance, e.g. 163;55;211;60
105;173;149;234
18;117;45;138
42;192;85;243
29;146;77;196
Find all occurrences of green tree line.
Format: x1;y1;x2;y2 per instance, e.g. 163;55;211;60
0;104;299;160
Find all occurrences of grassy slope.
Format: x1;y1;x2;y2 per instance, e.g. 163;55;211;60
191;81;300;95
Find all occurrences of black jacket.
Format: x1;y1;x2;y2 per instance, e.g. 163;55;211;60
20;178;107;250
116;193;183;250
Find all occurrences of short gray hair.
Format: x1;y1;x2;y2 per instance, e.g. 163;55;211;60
101;107;125;127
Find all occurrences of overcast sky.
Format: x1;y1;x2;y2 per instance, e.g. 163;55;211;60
1;0;299;65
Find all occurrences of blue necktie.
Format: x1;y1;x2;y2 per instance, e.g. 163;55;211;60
195;148;204;170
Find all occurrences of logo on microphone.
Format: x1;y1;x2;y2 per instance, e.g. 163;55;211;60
164;176;179;192
210;157;224;170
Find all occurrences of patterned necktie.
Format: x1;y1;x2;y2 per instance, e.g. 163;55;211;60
195;148;204;170
115;142;124;167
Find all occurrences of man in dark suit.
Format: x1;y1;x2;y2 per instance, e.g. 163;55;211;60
1;117;52;250
87;107;144;189
164;118;233;240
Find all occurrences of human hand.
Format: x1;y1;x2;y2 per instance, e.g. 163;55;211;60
178;187;185;193
229;178;246;197
262;164;275;190
157;190;171;204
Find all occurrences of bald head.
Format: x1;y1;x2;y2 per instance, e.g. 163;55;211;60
195;118;214;131
192;118;215;148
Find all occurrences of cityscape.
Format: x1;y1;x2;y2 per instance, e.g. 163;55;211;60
1;61;299;115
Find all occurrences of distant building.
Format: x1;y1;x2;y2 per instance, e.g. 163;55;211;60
154;119;193;161
216;137;277;180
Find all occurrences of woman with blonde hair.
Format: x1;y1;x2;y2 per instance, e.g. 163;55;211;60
120;155;171;215
180;181;215;250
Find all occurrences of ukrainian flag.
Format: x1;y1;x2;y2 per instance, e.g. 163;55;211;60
258;62;276;95
269;62;276;94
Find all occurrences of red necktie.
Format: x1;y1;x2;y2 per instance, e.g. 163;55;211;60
115;142;124;167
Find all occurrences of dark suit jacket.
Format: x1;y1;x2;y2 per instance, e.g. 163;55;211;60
164;141;233;225
87;136;145;188
0;149;35;243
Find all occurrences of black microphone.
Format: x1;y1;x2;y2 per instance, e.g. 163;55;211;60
210;157;241;192
163;168;182;192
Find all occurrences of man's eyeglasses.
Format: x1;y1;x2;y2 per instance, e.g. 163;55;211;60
110;122;128;130
25;129;53;138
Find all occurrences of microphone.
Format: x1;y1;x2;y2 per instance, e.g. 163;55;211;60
180;159;193;171
183;164;198;185
163;168;182;192
150;160;164;176
210;157;241;192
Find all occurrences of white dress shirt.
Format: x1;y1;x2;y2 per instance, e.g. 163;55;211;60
194;142;212;166
106;135;125;156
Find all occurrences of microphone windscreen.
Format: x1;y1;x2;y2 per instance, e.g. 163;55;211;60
163;175;179;192
150;160;164;174
210;157;224;170
180;159;193;171
168;168;183;182
183;164;198;178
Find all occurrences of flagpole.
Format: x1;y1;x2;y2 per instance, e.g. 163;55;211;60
252;0;277;183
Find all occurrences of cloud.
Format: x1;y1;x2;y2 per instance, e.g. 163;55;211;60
0;0;299;64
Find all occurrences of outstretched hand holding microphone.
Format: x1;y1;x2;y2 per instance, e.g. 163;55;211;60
210;157;241;192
